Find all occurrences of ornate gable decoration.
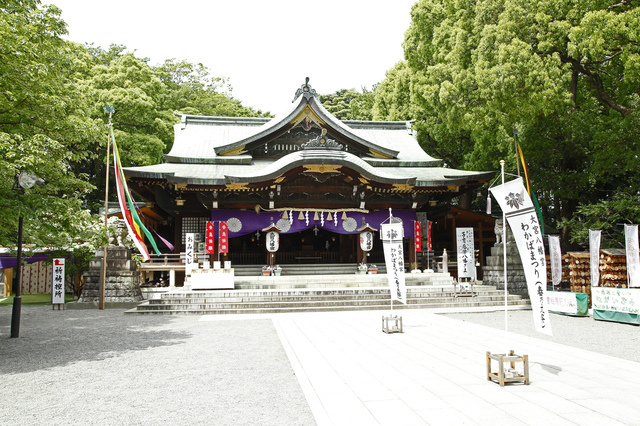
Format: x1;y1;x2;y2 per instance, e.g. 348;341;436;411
301;128;343;151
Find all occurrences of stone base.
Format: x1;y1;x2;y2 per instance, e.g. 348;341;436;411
78;247;143;304
482;243;528;296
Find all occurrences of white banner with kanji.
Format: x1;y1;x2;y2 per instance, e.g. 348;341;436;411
185;233;195;276
456;227;475;279
625;224;640;288
590;229;601;286
490;177;552;336
548;235;562;287
381;222;407;304
51;258;65;304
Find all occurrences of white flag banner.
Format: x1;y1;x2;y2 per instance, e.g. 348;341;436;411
52;258;65;304
548;235;562;287
589;230;601;287
185;233;195;276
490;177;552;336
381;222;407;304
625;224;640;288
456;227;475;279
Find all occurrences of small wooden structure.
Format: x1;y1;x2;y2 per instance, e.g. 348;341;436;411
486;350;529;386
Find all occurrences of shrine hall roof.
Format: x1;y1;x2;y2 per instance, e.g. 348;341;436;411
124;80;495;188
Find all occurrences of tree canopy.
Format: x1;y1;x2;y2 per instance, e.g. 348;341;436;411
0;1;269;251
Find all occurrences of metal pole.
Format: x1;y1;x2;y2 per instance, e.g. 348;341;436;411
500;159;508;351
10;216;23;338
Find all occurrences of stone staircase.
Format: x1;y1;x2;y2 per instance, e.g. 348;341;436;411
128;271;530;315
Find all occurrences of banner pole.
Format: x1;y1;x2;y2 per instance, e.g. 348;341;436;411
100;107;114;310
500;159;508;351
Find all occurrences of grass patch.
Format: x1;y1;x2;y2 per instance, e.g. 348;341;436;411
0;294;77;306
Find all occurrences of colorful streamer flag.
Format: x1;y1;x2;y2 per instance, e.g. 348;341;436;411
219;221;229;254
414;221;422;252
427;221;433;251
589;230;602;287
206;221;215;254
514;132;545;235
490;177;552;336
111;129;161;262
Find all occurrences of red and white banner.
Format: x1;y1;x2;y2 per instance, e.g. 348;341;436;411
590;229;601;286
414;221;422;252
219;221;229;254
490;177;552;336
548;235;562;287
427;221;433;251
381;221;407;304
625;224;640;288
206;221;215;254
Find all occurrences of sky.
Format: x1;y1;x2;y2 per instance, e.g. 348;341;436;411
49;0;417;114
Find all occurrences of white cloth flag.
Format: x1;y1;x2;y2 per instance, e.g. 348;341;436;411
625;224;640;288
589;229;601;287
381;222;407;304
456;227;475;279
548;235;562;287
490;177;552;336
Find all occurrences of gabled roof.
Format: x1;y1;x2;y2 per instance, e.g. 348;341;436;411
163;80;440;167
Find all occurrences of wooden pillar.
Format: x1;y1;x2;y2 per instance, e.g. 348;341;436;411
409;238;416;270
173;213;182;254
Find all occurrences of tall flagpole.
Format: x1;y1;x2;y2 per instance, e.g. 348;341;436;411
101;106;115;310
500;159;508;351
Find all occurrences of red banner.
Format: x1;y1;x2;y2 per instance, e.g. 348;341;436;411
427;221;433;251
219;221;229;253
414;221;422;252
206;221;215;254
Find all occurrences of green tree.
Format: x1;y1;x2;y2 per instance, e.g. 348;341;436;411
320;87;375;120
0;1;100;248
397;0;640;247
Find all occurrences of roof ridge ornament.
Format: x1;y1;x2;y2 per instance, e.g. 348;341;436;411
292;77;318;102
301;128;344;150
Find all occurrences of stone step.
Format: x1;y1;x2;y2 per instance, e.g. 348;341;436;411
233;263;387;276
128;284;529;315
128;300;530;315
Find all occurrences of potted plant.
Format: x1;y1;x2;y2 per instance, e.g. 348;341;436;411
367;264;378;274
357;263;368;274
272;265;282;276
261;265;272;276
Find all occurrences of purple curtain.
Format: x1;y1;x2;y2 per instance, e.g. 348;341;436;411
210;210;417;238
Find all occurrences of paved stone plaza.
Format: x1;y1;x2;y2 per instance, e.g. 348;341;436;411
2;305;640;425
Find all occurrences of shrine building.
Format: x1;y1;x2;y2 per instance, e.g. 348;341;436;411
123;80;495;270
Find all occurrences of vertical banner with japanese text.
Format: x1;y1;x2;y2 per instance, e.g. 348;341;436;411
625;224;640;288
381;222;407;304
52;258;65;304
415;221;422;252
427;221;433;251
490;177;552;336
456;227;475;279
185;233;195;276
589;229;601;287
548;235;562;287
205;221;215;255
219;221;229;254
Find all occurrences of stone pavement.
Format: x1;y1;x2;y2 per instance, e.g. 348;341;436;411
204;309;640;426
